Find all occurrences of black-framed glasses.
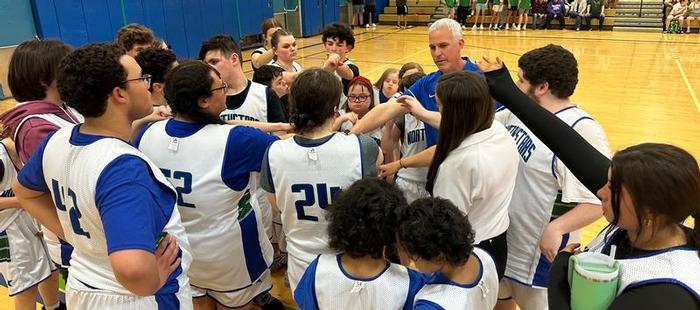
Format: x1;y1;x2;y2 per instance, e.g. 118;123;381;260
211;82;228;93
348;94;370;102
124;74;152;88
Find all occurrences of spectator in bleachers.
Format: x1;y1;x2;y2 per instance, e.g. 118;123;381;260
456;0;471;29
587;0;607;30
473;0;489;29
685;0;700;32
663;0;679;32
532;0;549;29
568;0;590;30
543;0;567;29
364;0;378;27
396;0;414;29
515;0;532;30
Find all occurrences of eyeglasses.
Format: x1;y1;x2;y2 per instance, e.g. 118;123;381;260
124;74;152;87
211;82;228;93
348;94;370;102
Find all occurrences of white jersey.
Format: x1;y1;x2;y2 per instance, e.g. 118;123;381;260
42;126;192;299
294;254;425;310
220;81;269;122
137;120;273;291
586;227;700;299
397;113;428;183
413;248;499;310
0;144;21;231
432;122;519;243
497;106;610;287
266;133;363;280
271;60;303;73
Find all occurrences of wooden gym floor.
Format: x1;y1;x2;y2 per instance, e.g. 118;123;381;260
0;25;698;309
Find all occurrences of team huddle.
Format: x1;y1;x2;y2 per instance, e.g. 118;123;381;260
0;16;698;310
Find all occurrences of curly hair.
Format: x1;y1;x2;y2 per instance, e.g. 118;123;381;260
198;35;243;66
135;47;177;91
518;44;578;99
327;179;407;258
396;197;475;266
57;43;127;118
321;23;355;49
164;61;225;125
288;69;341;133
116;23;154;52
8;40;72;102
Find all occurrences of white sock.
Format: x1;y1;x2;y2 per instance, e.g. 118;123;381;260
45;302;60;310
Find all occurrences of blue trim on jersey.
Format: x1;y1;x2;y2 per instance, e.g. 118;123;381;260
553;105;578;115
336;254;391;281
156;291;180;310
413;299;446;310
292;133;336;148
222;126;278;191
240;207;268;283
623;278;700;300
624;246;697;259
293;255;321;310
60;239;73;267
164;119;206;138
357;135;365;178
16;132;54;192
571;117;594;129
132;121;156;148
69;125;130;146
532;233;569;287
425;254;484;288
157;248;184;296
405;268;429;310
96;155;176;255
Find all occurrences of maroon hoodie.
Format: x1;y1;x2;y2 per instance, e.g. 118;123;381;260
0;101;81;163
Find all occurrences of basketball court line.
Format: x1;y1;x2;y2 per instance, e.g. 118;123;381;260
674;57;700;113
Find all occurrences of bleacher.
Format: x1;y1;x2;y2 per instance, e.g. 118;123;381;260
379;0;616;30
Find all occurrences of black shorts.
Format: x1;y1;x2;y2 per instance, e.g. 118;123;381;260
397;5;408;15
509;5;519;11
476;230;508;281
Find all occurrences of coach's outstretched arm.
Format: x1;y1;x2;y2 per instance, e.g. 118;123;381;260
351;99;408;134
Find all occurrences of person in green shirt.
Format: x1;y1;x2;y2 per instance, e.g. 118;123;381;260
489;0;505;29
586;0;606;30
516;0;532;29
443;0;457;19
504;0;520;28
473;0;490;29
457;0;471;28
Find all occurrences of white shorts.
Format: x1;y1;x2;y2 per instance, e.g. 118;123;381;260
191;269;272;308
498;277;548;310
66;275;194;310
395;177;429;204
0;210;56;296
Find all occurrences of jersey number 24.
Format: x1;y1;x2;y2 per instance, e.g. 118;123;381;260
291;183;341;221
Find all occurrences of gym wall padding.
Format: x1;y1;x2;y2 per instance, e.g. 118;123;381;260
29;0;270;59
0;0;37;46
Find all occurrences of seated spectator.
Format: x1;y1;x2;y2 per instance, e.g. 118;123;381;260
543;0;567;29
532;0;549;28
687;0;700;33
569;0;590;30
587;0;608;30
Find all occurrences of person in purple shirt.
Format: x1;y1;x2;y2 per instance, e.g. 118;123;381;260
543;0;567;29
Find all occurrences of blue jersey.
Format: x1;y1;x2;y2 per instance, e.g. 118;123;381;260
407;58;503;147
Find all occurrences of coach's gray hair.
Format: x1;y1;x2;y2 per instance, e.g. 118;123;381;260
428;18;463;41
